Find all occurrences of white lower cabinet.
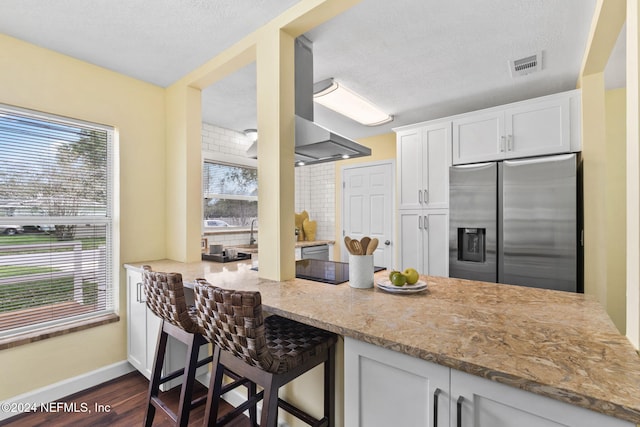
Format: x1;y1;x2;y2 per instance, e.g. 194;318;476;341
398;210;449;276
345;337;450;427
126;267;209;391
345;337;633;427
451;369;632;427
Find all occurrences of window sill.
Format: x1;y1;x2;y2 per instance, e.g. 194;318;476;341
0;313;119;351
203;229;255;236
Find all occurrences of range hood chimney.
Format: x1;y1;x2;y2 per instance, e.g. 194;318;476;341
246;36;371;166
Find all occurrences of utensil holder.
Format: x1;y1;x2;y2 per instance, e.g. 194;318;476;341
349;254;374;289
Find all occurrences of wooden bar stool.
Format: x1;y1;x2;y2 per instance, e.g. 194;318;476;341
194;279;337;427
141;266;215;427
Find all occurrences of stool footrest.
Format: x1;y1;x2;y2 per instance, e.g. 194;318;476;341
278;397;327;427
150;395;177;423
159;355;213;385
216;389;264;426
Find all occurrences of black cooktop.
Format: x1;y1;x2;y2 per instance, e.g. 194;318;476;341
295;259;386;285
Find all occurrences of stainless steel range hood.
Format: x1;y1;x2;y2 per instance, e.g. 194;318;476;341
246;36;371;166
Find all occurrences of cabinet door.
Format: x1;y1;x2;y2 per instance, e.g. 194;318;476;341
504;97;570;159
452;111;504;165
397;129;424;210
451;369;633;427
126;269;146;373
423;123;451;209
398;210;425;272
424;212;449;277
145;309;162;380
345;337;450;427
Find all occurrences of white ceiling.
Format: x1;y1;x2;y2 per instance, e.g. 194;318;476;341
1;0;621;140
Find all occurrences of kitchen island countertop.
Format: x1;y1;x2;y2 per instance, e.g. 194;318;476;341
124;259;640;424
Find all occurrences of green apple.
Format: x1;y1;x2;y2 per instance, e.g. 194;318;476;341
403;268;419;285
390;272;407;287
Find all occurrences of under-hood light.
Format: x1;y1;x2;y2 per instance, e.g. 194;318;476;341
243;128;258;142
313;78;393;126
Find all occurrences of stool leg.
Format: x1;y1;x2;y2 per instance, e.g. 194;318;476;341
203;346;224;427
248;381;258;426
324;346;336;427
145;322;168;427
260;377;279;427
176;333;201;427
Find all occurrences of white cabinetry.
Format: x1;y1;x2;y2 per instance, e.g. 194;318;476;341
452;90;581;165
126;268;160;378
451;369;632;427
126;266;208;390
399;210;448;276
344;337;450;427
345;337;633;427
398;122;451;210
396;121;451;275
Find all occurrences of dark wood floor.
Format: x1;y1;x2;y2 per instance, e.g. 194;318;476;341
0;371;251;427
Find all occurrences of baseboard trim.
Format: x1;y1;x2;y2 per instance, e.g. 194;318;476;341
0;361;134;422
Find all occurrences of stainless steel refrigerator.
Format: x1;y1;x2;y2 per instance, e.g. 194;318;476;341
449;153;582;292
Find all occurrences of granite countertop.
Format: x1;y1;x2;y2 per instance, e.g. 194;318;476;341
124;259;640;424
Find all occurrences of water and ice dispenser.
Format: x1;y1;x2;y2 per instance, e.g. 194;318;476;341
457;228;486;263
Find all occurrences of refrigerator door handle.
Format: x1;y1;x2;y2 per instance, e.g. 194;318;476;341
424;215;428;230
424;189;429;204
418;215;423;230
418;189;422;204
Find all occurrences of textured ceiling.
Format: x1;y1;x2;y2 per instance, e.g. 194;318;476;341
1;0;619;140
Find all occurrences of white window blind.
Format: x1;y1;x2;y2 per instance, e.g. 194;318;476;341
203;161;257;227
0;104;113;338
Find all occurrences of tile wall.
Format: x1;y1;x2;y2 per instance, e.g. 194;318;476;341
295;163;336;241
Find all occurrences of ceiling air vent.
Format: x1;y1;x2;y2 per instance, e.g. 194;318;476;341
509;52;542;77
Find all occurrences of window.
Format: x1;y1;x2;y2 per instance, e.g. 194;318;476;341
203;161;257;228
0;104;113;339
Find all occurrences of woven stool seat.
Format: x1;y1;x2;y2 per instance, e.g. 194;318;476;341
195;280;337;427
264;315;337;374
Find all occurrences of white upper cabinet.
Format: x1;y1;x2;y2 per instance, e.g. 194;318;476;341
452;90;581;165
397;121;451;210
452;111;503;164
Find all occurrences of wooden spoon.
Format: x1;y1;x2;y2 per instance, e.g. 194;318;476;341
350;239;363;255
344;236;353;255
360;237;371;255
366;238;378;255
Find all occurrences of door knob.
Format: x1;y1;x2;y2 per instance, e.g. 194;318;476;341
384;240;391;246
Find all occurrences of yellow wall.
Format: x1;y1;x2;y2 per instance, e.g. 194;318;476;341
581;73;609;303
0;34;166;398
626;0;640;347
333;132;397;260
605;88;627;333
579;0;627;332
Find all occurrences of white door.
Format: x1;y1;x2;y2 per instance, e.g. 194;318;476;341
342;161;394;269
